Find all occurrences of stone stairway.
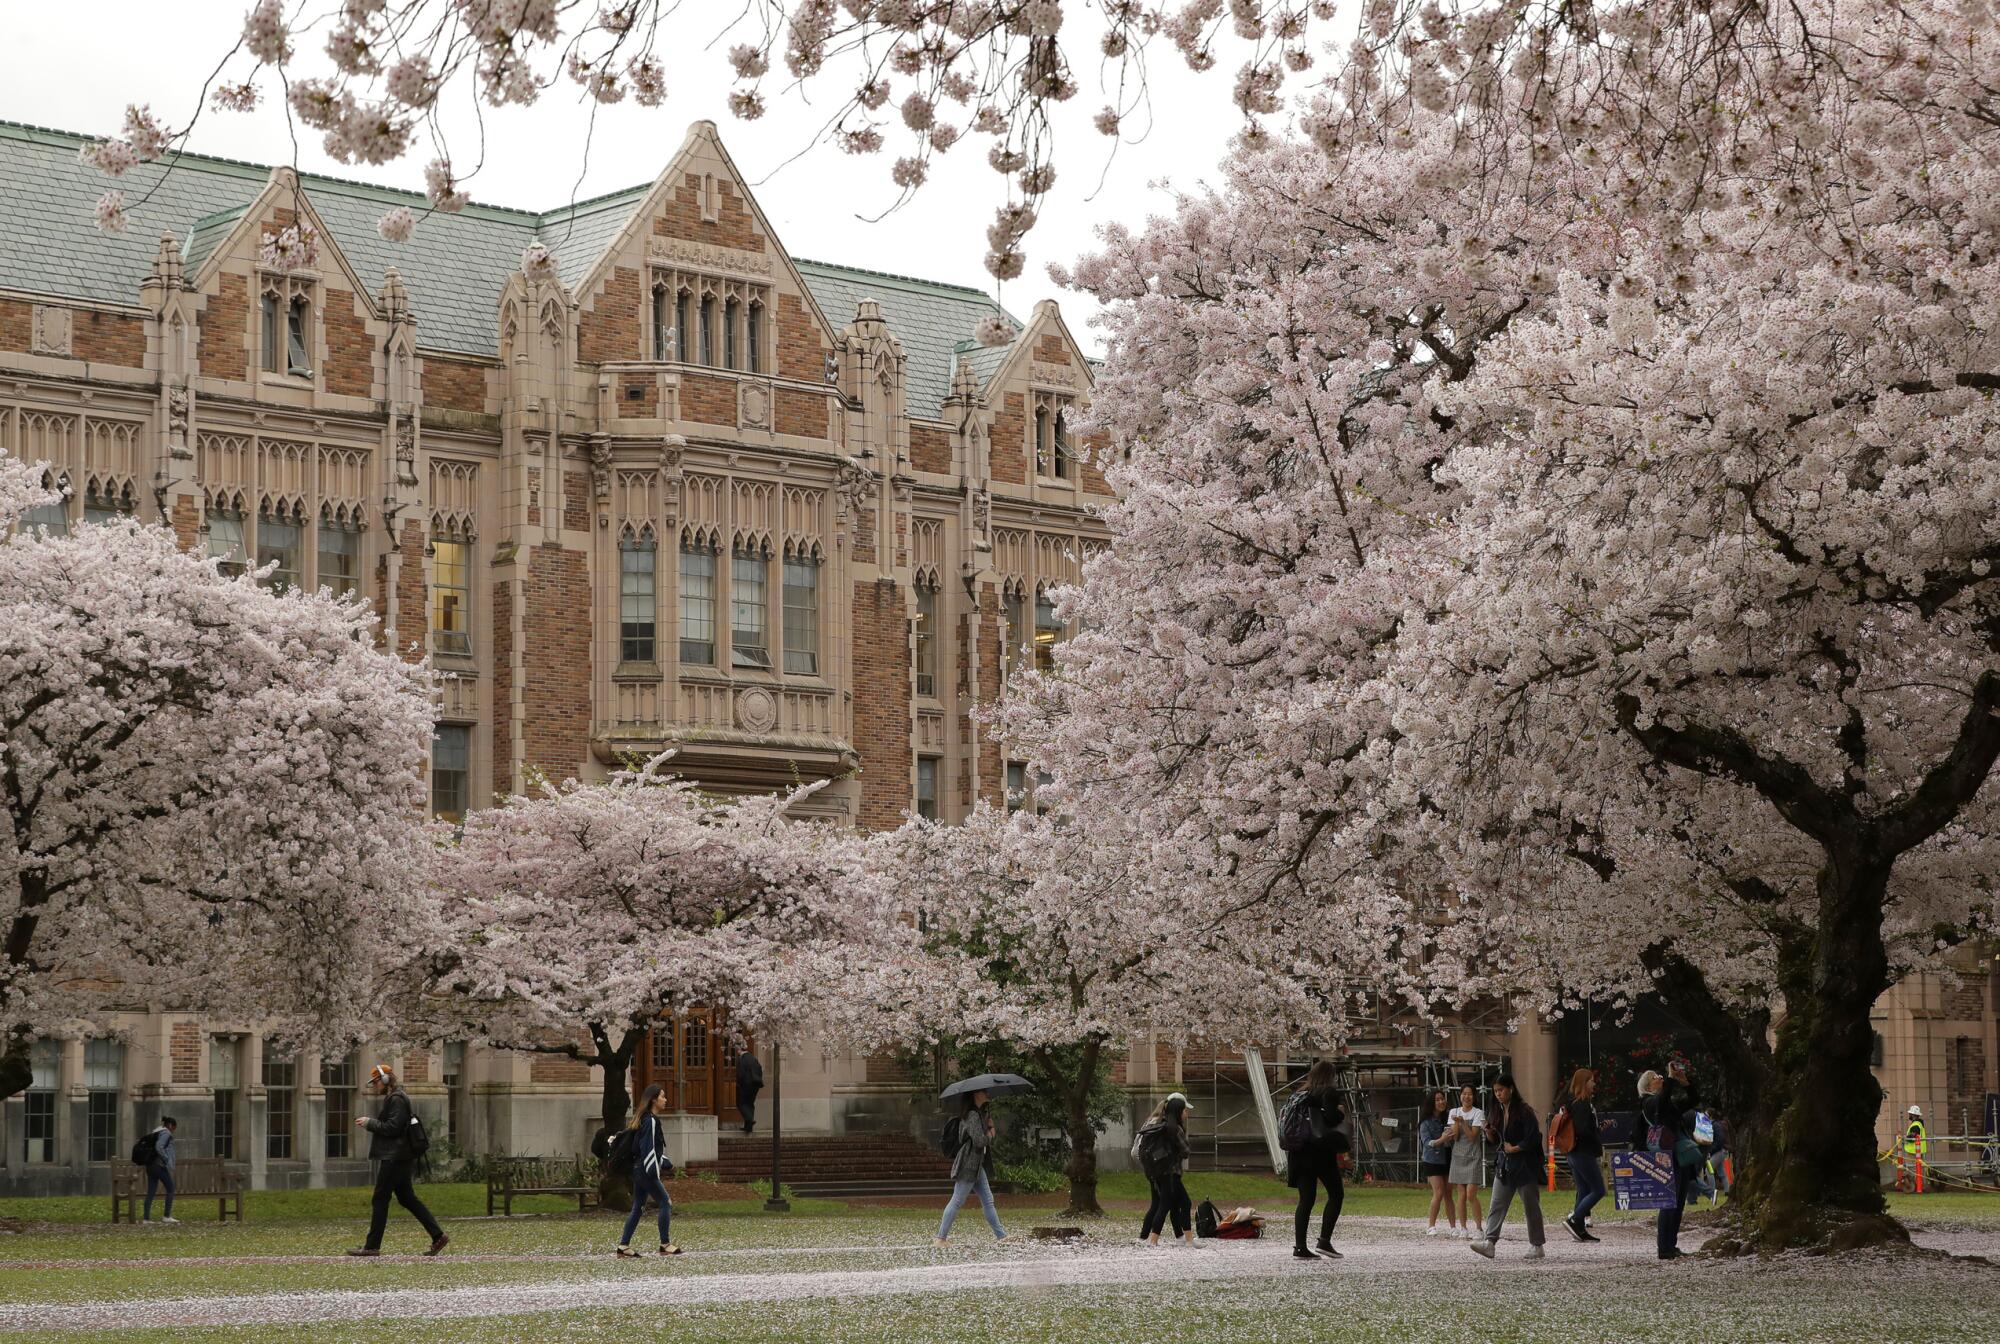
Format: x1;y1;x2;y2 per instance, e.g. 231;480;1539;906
694;1133;957;1199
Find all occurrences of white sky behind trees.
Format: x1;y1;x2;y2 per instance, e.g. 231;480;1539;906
7;3;1256;352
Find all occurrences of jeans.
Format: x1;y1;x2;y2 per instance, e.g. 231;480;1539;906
1143;1171;1193;1240
1482;1174;1545;1247
937;1168;1005;1240
365;1158;444;1250
1292;1169;1343;1249
1658;1162;1693;1257
143;1163;175;1220
1709;1148;1732;1194
620;1166;673;1247
1568;1152;1605;1221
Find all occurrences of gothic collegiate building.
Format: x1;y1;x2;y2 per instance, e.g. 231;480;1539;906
0;118;1116;1193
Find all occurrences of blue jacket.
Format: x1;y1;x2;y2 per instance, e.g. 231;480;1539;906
152;1126;176;1172
635;1113;672;1180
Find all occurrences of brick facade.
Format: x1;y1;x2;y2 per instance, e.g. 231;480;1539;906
852;580;915;831
322;286;374;397
198;272;249;382
422;357;491;414
171;1022;202;1084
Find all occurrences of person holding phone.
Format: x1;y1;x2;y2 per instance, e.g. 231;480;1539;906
1441;1084;1486;1237
1640;1060;1701;1260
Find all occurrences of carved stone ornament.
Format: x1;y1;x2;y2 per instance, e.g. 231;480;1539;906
588;436;614;501
835;460;871;521
1028;359;1077;388
644;237;774;280
166;383;193;460
739;382;770;430
736;686;779;735
393;414;419;486
30;305;72;357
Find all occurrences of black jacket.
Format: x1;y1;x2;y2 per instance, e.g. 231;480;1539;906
363;1087;420;1163
1489;1099;1544;1186
736;1051;764;1096
1563;1096;1602;1157
1286;1088;1348;1188
1642;1078;1700;1165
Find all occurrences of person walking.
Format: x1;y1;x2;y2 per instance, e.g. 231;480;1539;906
1137;1092;1196;1246
1706;1112;1733;1201
935;1089;1006;1246
346;1064;448;1258
1640;1061;1700;1260
1469;1073;1546;1261
1419;1089;1456;1236
140;1117;178;1225
1557;1068;1605;1242
735;1044;764;1135
617;1083;682;1257
1441;1084;1486;1237
1287;1060;1349;1261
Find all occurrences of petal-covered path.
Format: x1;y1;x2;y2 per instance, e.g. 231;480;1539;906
5;1217;1997;1334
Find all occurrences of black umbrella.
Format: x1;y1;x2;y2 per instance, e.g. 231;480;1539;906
940;1073;1035;1102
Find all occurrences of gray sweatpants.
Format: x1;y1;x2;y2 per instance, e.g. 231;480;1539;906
1482;1174;1545;1247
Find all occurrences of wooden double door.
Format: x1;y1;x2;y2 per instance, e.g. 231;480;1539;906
631;1009;747;1121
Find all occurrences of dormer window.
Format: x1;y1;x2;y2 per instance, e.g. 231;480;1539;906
259;282;313;378
650;267;769;372
1034;392;1075;481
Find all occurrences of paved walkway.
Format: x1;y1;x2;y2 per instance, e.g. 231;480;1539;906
3;1219;1994;1332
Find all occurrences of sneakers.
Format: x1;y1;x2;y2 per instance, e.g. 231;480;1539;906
425;1234;450;1258
1292;1248;1319;1260
1469;1239;1496;1259
345;1248;381;1258
1424;1225;1442;1237
1524;1245;1545;1261
160;1216;180;1226
1314;1243;1342;1259
1561;1215;1587;1243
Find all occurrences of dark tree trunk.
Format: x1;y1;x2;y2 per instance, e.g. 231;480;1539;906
0;1032;28;1106
1059;1037;1103;1217
1728;853;1907;1252
592;1024;641;1137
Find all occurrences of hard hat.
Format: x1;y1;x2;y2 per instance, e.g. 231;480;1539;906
1907;1105;1922;1117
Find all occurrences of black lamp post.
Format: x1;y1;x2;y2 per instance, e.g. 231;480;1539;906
764;1040;789;1212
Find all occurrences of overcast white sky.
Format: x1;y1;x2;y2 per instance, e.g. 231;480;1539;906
5;4;1260;352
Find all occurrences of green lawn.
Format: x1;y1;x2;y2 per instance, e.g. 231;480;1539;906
2;1180;1992;1343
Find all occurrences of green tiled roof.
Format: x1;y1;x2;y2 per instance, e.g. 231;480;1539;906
0;121;1017;410
793;259;1017;419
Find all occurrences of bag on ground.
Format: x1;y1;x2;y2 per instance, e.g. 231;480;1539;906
1194;1197;1220;1238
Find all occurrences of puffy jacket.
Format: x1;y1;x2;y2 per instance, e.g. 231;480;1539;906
363;1088;421;1163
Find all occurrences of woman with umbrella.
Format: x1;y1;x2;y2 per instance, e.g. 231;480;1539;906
935;1074;1027;1246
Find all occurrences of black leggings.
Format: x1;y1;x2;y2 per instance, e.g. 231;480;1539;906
1294;1169;1344;1249
1141;1171;1191;1239
365;1158;444;1250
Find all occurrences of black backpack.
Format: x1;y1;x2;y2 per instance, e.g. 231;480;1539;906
406;1108;431;1159
1195;1198;1220;1239
605;1126;638;1176
1139;1128;1178;1176
1278;1093;1318;1154
131;1130;160;1167
937;1115;962;1157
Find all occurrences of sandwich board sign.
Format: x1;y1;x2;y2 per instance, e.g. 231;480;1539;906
1611;1149;1678;1211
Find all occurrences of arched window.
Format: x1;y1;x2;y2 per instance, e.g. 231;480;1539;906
700;295;717;366
676;290;693;363
1035;587;1062;673
651;287;670;360
679;540;715;665
724;298;741;369
1034;405;1052;476
914;581;940;698
746;302;764;374
1053;408;1073;480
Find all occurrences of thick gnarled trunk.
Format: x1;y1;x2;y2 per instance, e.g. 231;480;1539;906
1726;853;1907;1252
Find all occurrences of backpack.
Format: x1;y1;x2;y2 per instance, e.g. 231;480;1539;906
605;1126;638;1176
406;1108;431;1159
131;1130;160;1167
1194;1198;1220;1239
1278;1093;1318;1154
1138;1127;1178;1176
1548;1105;1575;1155
937;1115;962;1157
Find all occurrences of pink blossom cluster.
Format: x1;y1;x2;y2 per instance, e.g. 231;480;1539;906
122;1;1399;267
1;452;438;1056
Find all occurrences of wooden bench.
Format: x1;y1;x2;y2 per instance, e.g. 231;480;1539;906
111;1158;245;1223
486;1155;600;1217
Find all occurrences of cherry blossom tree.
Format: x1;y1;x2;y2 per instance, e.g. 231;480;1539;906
878;803;1382;1215
999;0;2000;1251
0;455;438;1103
86;2;1375;281
419;758;917;1138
